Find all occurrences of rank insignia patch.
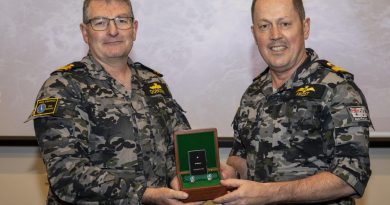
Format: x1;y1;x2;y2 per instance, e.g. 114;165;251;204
56;63;75;72
293;84;326;99
33;98;59;117
348;106;369;121
144;82;171;97
52;62;86;75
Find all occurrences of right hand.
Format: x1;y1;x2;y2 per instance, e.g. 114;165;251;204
142;187;204;205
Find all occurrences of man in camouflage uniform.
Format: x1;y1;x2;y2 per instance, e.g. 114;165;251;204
27;0;194;204
214;0;372;205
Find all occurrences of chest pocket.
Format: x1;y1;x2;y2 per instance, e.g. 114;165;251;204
279;85;328;164
87;95;138;165
286;84;327;134
286;98;324;134
133;92;173;184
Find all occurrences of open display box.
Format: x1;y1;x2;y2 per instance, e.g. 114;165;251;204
174;128;227;202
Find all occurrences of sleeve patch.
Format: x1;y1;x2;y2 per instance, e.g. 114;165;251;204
348;106;369;122
32;98;59;117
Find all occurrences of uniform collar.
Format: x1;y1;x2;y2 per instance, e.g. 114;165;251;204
264;48;320;93
80;53;134;81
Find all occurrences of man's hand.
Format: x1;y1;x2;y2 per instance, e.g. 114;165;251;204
168;177;206;205
213;172;356;205
170;176;180;190
213;179;272;205
142;187;189;205
220;163;236;179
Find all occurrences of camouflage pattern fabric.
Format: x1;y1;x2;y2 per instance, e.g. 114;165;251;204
230;48;372;205
28;54;190;204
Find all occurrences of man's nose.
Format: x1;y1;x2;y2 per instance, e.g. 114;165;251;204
107;20;119;36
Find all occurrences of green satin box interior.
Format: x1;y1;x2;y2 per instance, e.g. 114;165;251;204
174;128;222;189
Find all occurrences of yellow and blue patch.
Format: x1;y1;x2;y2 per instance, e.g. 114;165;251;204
32;98;59;117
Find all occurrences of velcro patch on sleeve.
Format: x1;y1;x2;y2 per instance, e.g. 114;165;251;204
33;98;59;117
143;82;171;97
347;106;369;122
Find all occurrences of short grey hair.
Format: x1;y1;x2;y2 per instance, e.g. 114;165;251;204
251;0;306;22
83;0;134;23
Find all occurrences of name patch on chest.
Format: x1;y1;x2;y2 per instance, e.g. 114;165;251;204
32;98;59;117
292;84;326;99
144;82;170;97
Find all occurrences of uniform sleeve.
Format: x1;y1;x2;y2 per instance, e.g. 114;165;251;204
162;82;191;182
33;74;146;204
326;80;372;197
229;104;249;159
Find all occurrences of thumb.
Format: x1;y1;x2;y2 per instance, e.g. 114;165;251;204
170;176;180;190
169;189;189;200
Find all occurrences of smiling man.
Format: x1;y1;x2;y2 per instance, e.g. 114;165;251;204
27;0;194;204
215;0;372;204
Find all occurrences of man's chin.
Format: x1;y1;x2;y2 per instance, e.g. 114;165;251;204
103;51;129;59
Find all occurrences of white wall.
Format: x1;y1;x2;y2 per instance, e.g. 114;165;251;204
0;146;389;205
0;0;390;137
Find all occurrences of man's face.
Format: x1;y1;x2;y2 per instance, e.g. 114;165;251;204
252;0;310;74
80;1;138;63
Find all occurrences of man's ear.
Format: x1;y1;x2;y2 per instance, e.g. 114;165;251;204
303;17;311;40
131;20;139;41
80;23;89;44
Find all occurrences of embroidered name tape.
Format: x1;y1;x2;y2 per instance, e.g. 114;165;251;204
33;98;59;117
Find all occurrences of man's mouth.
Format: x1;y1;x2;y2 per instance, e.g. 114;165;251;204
270;45;287;52
104;40;122;44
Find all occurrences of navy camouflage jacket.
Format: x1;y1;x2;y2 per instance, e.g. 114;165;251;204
231;48;372;205
28;54;190;204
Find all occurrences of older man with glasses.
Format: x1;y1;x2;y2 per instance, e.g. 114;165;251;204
27;0;196;204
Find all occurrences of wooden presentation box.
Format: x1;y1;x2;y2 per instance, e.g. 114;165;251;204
174;128;227;202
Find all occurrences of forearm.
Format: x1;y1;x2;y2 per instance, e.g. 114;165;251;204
36;119;145;204
44;148;146;203
142;187;168;204
268;171;355;204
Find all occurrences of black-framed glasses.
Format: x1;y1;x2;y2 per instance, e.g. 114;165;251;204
87;17;134;31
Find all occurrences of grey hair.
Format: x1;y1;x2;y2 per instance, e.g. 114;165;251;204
82;0;134;23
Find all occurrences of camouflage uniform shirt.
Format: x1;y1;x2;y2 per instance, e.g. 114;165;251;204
230;49;372;205
29;54;190;204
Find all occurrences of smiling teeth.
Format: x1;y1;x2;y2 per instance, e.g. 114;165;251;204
271;46;285;51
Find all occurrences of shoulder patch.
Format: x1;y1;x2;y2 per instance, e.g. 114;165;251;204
133;62;163;77
32;98;59;117
347;106;369;122
51;62;86;75
292;84;326;99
